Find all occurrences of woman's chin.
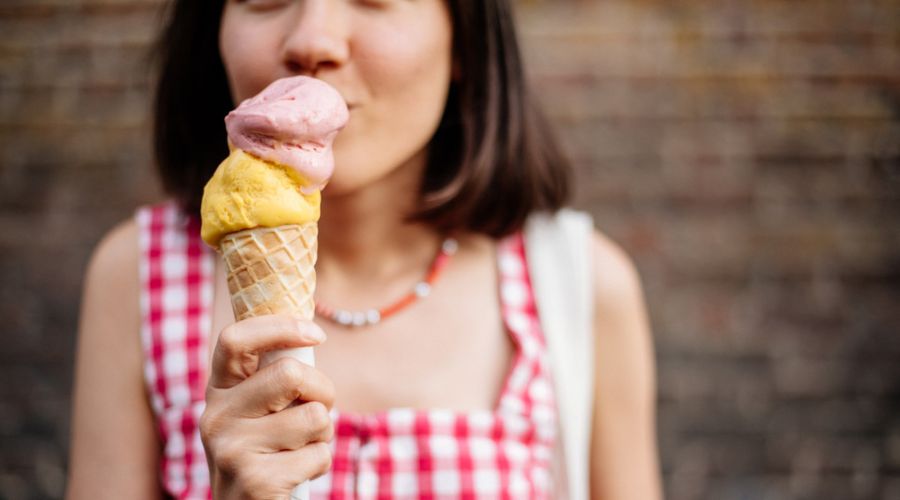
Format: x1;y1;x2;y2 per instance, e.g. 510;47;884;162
320;177;372;199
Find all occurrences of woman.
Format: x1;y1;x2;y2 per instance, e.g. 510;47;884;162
67;0;662;498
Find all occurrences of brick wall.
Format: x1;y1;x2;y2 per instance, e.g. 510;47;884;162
516;1;900;498
1;0;165;498
1;0;898;498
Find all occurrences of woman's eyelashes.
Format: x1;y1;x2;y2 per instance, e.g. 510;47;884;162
233;0;400;10
235;0;291;12
352;0;399;11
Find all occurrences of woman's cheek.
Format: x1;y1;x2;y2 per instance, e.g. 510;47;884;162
219;21;280;102
354;20;450;93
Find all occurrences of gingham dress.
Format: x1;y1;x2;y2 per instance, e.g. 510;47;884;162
137;202;557;499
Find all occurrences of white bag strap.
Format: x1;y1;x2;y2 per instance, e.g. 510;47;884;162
524;209;594;500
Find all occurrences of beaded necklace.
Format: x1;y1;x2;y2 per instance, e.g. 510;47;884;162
315;238;458;327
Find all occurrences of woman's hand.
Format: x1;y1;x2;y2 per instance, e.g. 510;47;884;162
200;315;334;499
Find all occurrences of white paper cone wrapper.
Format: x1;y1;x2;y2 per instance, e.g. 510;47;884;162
260;346;316;500
290;481;310;500
260;346;316;369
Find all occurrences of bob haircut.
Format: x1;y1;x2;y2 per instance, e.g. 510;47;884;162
154;0;571;238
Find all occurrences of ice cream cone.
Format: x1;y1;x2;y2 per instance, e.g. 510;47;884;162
220;223;318;500
201;75;347;500
220;223;318;321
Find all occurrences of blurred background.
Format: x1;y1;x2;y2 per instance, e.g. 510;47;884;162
1;0;898;498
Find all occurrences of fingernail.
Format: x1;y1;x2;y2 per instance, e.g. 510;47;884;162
298;319;326;343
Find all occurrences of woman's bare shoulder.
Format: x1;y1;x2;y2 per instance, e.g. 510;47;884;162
78;217;143;357
590;230;646;314
588;230;662;498
68;217;162;498
588;229;655;403
79;216;143;381
85;218;139;289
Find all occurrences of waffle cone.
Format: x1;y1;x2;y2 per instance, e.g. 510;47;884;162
220;223;317;321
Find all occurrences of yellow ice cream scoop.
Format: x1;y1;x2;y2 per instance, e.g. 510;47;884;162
200;148;320;247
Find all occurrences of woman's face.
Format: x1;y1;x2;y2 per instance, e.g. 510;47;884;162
219;0;454;196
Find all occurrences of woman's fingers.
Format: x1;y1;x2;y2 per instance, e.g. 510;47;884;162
207;442;333;499
202;315;334;498
223;357;336;417
259;442;334;486
241;401;334;453
209;314;325;389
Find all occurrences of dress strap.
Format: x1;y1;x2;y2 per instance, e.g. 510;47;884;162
136;202;215;498
494;233;554;420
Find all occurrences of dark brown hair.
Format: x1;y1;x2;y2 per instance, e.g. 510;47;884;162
154;0;571;237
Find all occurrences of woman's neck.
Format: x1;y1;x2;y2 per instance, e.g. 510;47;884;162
316;151;442;300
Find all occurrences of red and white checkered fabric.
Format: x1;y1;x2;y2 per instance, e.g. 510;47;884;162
138;202;557;499
137;203;214;498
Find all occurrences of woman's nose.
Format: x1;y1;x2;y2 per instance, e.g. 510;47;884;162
281;0;349;76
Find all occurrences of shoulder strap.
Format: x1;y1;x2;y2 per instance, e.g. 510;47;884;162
523;209;594;500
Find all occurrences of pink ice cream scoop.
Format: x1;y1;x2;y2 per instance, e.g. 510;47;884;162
225;76;349;191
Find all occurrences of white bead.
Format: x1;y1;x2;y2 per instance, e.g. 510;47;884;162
442;238;459;255
414;282;431;297
335;310;353;326
352;312;367;327
366;309;381;324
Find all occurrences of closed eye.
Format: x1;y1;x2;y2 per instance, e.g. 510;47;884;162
234;0;291;12
352;0;400;11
